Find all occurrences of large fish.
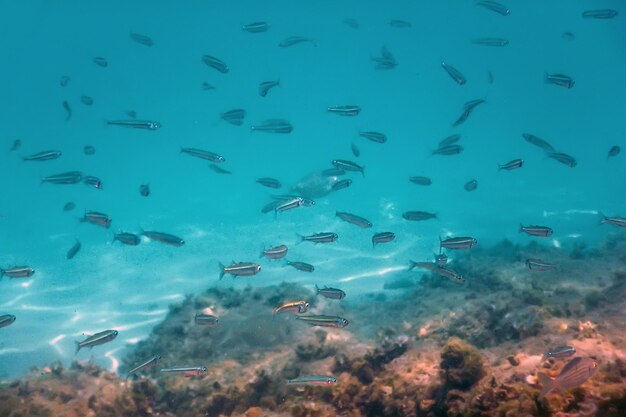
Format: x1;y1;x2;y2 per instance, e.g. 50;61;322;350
75;330;118;354
538;357;598;396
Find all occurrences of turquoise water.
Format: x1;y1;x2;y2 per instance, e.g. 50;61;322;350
0;0;624;380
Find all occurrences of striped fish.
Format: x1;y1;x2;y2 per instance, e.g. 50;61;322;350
261;244;288;260
372;232;395;246
0;314;16;329
75;330;118;354
526;258;557;271
1;266;35;278
539;357;598;396
287;376;337;386
336;211;372;228
126;355;161;379
195;313;219;327
295;315;349;328
520;225;553;237
219;262;261;280
440;237;477;250
161;366;207;377
273;301;309;315
23;150;62;161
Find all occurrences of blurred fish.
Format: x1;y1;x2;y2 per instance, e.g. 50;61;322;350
327;105;361;116
582;9;618;19
9;139;21;151
0;266;35;278
66;239;81;260
220;109;246;126
336;211;372;228
80;211;111;228
257;177;281;188
608;145;620;158
202;55;229;73
441;62;466;85
332;179;352;191
219;262;261;280
332;159;365;175
488;71;494;84
262;200;282;214
389;19;411;28
286;260;315;272
126;110;137;119
161;366;207;377
279;36;316;47
259;80;280;97
41;171;83;184
548;152;577;167
434;253;448;266
114;232;141;246
452;99;485;127
63;202;76;211
59;75;70;87
538;357;598;396
351;143;360;157
432;144;463;155
372;46;397;70
181;147;226;163
464;179;478;192
476;1;510;16
599;213;626;228
0;314;16;329
106;120;161;130
261;244;288;260
410;176;432;186
372;232;395;247
545;73;575;89
251;119;293;133
472;38;509;47
526;258;557;271
295;315;349;328
80;96;94;106
195;313;219;327
142;231;185;246
23;150;62;161
202;82;216;91
75;330;118;354
209;164;229;175
440;236;477;250
139;184;150;197
434;266;465;284
83;145;96;155
322;168;346;177
242;21;269;33
409;260;436;271
315;285;345;299
62;100;72;120
403;211;437;221
343;18;360;29
520;224;553;237
359;131;387;143
126;355;161;379
93;57;108;67
522;133;555;153
298;232;338;244
439;134;461;147
130;32;153;46
499;159;523;171
273;301;309;315
287;376;337;386
542;346;576;361
562;32;575;41
83;176;103;189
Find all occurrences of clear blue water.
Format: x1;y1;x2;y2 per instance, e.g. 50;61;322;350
0;0;624;379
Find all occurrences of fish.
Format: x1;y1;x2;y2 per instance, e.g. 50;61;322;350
261;245;288;260
476;1;510;16
582;9;618;19
80;96;94;106
410;261;435;273
142;231;185;246
434;266;465;284
126;355;161;379
562;32;575;41
279;36;316;47
273;301;309;315
440;237;478;250
526;258;557;271
520;225;553;237
522;133;555;153
295;315;349;328
297;232;338;244
181;147;226;163
0;266;35;278
452;99;485;127
250;119;293;133
83;145;96;155
359;131;387;143
351;143;360;157
286;260;315;272
488;71;494;84
327;105;361;116
499;159;523;171
62;100;72;120
106;120;161;130
41;171;83;184
332;159;365;176
220;109;246;126
434;253;448;266
66;239;81;260
441;62;466;85
139;184;150;197
472;38;509;47
538;357;598;396
599;213;626;228
202;82;215;91
242;21;269;33
409;176;432;186
114;232;141;246
256;177;282;188
336;211;372;228
332;179;352;191
202;55;229;73
75;330;118;354
130;32;153;46
432;145;463;155
542;346;576;361
0;314;16;329
219;262;261;280
93;57;108;67
195;313;219;327
160;366;207;377
126;110;137;119
210;164;232;174
80;211;112;228
83;176;103;189
322;168;346;177
343;18;359;29
59;75;70;87
372;232;395;247
439;134;461;147
608;145;620;158
403;211;437;221
275;197;306;214
10;139;22;151
315;285;345;300
548;152;577;167
287;376;337;386
389;19;411;28
464;179;478;192
259;80;280;97
63;202;76;211
545;73;575;89
372;46;397;70
23;150;62;161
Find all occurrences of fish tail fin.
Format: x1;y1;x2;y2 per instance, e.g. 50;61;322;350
295;233;304;245
597;211;607;225
74;341;81;355
538;373;554;397
408;261;416;271
361;166;366;177
218;262;225;280
438;236;443;252
315;284;320;295
519;224;524;233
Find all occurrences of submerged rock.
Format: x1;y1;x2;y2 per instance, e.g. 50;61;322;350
440;337;485;390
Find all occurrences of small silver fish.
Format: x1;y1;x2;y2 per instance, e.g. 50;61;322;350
219;262;261;280
93;57;108;67
275;197;305;214
608;145;620;158
472;38;509;47
440;237;477;250
599;213;626;228
195;313;219;327
142;231;184;246
114;232;141;246
582;9;618;19
75;330;118;354
548;152;577;167
327;105;361;116
126;355;161;379
434;253;448;266
80;211;111;228
220;109;246;126
161;366;207;377
402;211;437;221
434;266;465;284
259;80;280;97
452;99;485;127
409;176;432;186
538;357;598;396
286;260;315;272
295;315;349;328
409;261;437;271
41;171;83;184
273;301;309;315
83;145;96;155
62;101;72;120
545;73;575;89
242;21;270;33
464;179;478;192
522;133;555;154
130;32;153;46
208;162;230;174
181;147;226;163
351;143;360;157
439;134;461;147
526;258;557;271
0;266;35;278
476;1;510;16
520;224;553;237
287;375;337;386
250;119;293;133
332;159;365;175
139;184;150;197
315;284;345;299
298;232;338;244
336;211;372;228
499;159;523;171
83;176;103;189
542;346;576;361
372;232;395;247
279;36;316;47
359;131;387;143
256;177;282;188
0;314;16;328
261;244;288;260
343;18;359;29
23;150;62;161
389;19;411;28
107;120;161;130
332;179;352;191
66;239;81;260
441;62;466;85
433;144;464;156
202;55;229;73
